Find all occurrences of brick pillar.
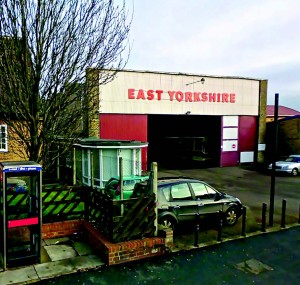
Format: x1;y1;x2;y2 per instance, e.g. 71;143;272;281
85;68;100;138
257;80;268;165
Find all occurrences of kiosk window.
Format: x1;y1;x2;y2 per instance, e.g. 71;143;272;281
7;177;27;193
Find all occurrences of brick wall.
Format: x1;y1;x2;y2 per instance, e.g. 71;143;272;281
257;79;268;165
42;220;82;239
41;220;173;266
0;120;30;162
278;117;300;156
81;221;170;266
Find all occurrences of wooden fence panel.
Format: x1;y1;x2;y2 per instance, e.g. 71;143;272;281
112;195;156;242
89;188;156;243
88;189;114;238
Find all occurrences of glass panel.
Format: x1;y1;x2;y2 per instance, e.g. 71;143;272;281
205;185;217;198
92;149;100;187
119;149;132;176
171;183;192;200
162;186;171;201
206;185;217;195
191;182;208;199
6;172;40;219
103;150;117;181
83;150;89;178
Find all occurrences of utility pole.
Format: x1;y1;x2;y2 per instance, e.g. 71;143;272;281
269;93;279;226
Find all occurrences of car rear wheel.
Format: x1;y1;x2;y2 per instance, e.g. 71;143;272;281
159;216;176;231
291;168;298;176
224;207;238;226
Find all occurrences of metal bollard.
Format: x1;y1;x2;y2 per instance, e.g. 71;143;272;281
194;213;200;247
298;204;300;224
217;210;223;242
281;199;286;228
261;203;267;232
241;206;247;237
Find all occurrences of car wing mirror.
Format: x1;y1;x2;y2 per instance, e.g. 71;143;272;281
215;193;221;201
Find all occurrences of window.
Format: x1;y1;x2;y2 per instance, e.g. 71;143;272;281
191;182;208;199
0;125;8;152
191;182;217;199
82;149;90;185
171;183;192;200
102;150;118;181
161;186;171;201
205;185;217;198
123;179;137;190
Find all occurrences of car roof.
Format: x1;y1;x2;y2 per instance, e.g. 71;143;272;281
138;176;206;186
289;154;300;157
158;177;204;185
109;175;149;181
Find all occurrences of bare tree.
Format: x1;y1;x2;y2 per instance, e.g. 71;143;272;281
0;0;131;173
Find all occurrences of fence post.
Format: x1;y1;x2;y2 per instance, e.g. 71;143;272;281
152;162;158;237
217;210;223;242
119;157;124;216
194;213;200;247
281;199;286;228
73;147;76;186
261;203;267;232
241;206;246;237
84;186;90;222
90;151;94;189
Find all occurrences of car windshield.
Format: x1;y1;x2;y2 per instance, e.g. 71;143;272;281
285;157;300;162
106;179;119;189
106;178;143;191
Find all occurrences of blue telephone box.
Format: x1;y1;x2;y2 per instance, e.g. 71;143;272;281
0;161;42;270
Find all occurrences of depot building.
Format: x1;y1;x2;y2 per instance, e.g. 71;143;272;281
87;69;267;171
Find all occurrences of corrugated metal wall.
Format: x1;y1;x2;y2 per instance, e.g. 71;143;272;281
99;114;148;171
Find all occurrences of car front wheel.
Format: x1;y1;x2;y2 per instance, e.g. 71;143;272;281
159;216;176;231
291;168;298;176
224;207;238;226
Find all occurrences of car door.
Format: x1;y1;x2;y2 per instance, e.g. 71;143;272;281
190;182;223;215
169;182;198;222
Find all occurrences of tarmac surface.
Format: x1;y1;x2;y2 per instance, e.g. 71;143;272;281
1;224;298;285
0;166;299;284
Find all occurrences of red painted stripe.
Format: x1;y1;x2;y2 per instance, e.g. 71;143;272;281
8;217;39;228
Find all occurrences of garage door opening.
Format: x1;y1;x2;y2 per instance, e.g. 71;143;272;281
148;115;221;169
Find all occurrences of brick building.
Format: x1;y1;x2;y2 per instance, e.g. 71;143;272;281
88;69;268;169
266;105;300;122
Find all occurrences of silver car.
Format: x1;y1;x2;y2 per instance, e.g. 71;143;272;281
268;154;300;176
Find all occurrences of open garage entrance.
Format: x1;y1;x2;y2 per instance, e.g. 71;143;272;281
148;115;221;169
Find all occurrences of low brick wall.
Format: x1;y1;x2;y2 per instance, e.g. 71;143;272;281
81;221;168;265
158;228;173;252
42;220;82;239
41;220;173;266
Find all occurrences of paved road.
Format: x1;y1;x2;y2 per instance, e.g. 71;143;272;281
35;225;300;285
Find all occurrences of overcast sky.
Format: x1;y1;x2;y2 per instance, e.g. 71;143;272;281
123;0;300;111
